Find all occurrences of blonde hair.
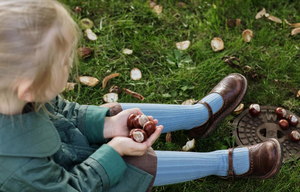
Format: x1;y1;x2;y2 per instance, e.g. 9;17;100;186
0;0;81;103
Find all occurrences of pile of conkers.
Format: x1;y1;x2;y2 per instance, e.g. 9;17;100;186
127;114;156;143
248;104;300;142
275;107;300;142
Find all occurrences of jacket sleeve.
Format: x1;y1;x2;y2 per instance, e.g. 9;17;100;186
1;145;127;192
49;95;110;144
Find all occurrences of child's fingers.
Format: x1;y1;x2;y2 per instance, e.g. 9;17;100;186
126;108;144;116
146;125;163;147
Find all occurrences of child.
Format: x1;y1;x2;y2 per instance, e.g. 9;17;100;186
0;0;283;191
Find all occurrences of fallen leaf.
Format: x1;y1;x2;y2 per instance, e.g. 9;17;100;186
212;3;217;9
123;88;145;101
130;68;142;80
85;29;97;41
102;73;120;89
255;8;266;19
78;76;100;87
123;48;133;55
64;82;77;91
78;47;92;58
148;0;156;8
153;5;163;14
182;139;195;151
291;28;300;36
181;99;196;105
297;90;300;97
103;93;118;103
176;40;191;50
177;2;186;8
211;37;224;52
242;29;254;42
266;15;282;24
166;132;172;142
284;19;300;28
233;103;244;114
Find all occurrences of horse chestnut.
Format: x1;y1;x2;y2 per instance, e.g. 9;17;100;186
290;130;300;142
132;115;149;128
130;129;148;143
275;107;286;119
279;119;289;130
288;114;299;127
249;104;261;116
127;114;137;129
143;121;156;137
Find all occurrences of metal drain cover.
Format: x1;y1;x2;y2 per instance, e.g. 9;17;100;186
232;106;300;163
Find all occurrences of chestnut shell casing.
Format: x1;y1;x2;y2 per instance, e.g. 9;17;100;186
143;121;156;137
290;130;300;142
130;129;148;143
279;119;289;130
249;104;261;116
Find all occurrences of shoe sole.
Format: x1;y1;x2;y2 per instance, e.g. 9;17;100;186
200;73;248;139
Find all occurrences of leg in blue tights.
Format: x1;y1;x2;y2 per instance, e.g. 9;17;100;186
153;148;249;186
120;93;223;133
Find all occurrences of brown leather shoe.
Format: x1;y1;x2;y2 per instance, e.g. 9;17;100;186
187;73;247;139
227;138;283;180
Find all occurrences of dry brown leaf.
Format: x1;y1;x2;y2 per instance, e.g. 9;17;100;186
148;0;156;8
78;47;92;58
64;82;77;91
236;19;241;27
182;139;195;151
242;29;254;42
153;5;163;14
102;73;120;89
255;8;266;19
233;103;244;114
177;2;186;8
211;37;224;52
166;132;172;142
176;40;191;50
78;76;100;87
181;99;196;105
291;28;300;36
297;90;300;98
284;19;300;28
267;15;282;24
123;88;145;101
103;93;118;103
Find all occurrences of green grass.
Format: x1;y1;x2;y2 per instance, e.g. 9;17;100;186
60;0;300;191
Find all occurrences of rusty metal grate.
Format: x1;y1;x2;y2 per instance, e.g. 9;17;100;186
232;106;300;163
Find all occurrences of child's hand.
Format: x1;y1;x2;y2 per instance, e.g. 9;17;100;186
103;108;158;139
107;124;163;156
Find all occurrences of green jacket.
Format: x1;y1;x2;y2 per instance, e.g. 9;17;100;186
0;96;153;192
